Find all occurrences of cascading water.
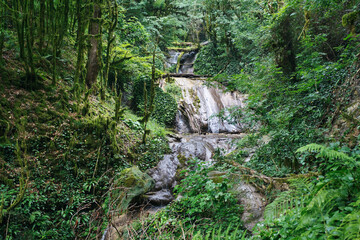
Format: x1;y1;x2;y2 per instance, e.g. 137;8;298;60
178;51;197;74
103;51;264;240
147;50;248;204
165;50;181;69
146;51;265;231
164;49;198;74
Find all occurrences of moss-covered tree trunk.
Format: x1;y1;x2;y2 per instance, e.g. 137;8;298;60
38;0;45;54
0;0;5;65
0;31;4;65
103;0;118;88
74;0;88;86
142;44;157;144
85;1;102;88
51;0;70;85
12;0;36;86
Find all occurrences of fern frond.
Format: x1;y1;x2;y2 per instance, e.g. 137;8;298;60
264;178;314;219
332;196;360;240
296;143;325;153
296;143;354;162
193;226;245;240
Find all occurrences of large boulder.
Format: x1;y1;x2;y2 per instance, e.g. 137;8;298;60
112;166;154;212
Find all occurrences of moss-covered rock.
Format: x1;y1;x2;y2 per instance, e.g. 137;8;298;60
112;166;154;211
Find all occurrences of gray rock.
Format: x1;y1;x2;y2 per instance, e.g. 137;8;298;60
233;182;266;231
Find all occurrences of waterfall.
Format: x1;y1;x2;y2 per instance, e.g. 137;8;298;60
103;50;264;239
164;49;198;74
165;50;181;69
147;50;249;204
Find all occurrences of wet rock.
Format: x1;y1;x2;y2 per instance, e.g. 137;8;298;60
165;50;181;69
175;140;213;161
145;189;174;205
147;133;246;205
166;133;182;142
147;155;180;191
179;51;198;74
173;77;248;134
233;182;266;231
148;73;249;208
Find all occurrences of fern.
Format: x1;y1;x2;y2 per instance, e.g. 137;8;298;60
296;143;354;162
193;225;246;240
264;178;313;219
296;189;342;230
331;197;360;240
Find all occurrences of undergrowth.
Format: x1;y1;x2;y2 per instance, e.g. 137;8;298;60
0;66;171;239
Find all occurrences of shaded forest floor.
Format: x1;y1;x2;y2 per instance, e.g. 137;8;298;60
0;52;169;239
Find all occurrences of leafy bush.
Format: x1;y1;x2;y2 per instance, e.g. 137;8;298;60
152;88;178;126
164;83;182;101
133;77;177;127
135;137;170;171
194;43;242;76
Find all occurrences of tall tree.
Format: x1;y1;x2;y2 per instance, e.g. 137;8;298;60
12;0;37;86
85;0;102;88
74;0;89;86
103;0;119;89
0;0;6;65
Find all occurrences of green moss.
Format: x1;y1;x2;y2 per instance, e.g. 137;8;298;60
342;11;358;27
113;166;154;211
207;171;226;184
176;52;185;73
165;83;182;102
188;88;200;110
342;11;358;33
133;78;177;127
167;46;198;52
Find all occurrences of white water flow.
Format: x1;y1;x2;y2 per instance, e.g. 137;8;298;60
164;49;198;74
165;50;181;69
103;54;264;240
146;75;248;205
144;51;265;232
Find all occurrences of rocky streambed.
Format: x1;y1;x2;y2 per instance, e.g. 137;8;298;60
103;53;265;239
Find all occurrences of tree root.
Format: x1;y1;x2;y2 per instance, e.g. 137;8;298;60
228;160;318;192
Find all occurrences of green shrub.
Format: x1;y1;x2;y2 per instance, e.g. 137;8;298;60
133;77;177;127
194;43;242;76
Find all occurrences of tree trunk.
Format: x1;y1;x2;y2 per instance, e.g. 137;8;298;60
39;0;45;53
142;43;157;144
85;1;102;88
74;0;87;86
0;0;5;64
103;0;118;88
0;31;4;65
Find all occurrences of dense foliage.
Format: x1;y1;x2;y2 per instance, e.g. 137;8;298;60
254;143;360;239
1;0;360;239
128;160;245;239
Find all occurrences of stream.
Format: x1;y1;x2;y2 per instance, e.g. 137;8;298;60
103;50;265;239
147;51;265;229
146;75;248;205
